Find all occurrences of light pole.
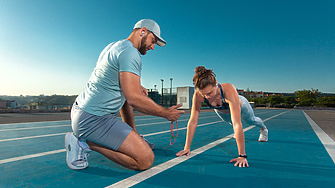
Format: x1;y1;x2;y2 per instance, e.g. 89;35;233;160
160;79;164;106
170;78;173;106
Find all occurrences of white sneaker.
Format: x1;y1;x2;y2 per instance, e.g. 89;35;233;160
141;135;155;150
259;128;268;142
65;132;91;170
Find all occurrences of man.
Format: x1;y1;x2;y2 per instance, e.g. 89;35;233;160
65;19;185;171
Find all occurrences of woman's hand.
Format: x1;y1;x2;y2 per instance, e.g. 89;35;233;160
230;157;249;167
176;149;191;157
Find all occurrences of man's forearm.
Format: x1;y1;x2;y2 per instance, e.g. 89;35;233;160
127;94;168;119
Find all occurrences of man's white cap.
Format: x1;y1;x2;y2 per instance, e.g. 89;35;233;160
134;19;166;47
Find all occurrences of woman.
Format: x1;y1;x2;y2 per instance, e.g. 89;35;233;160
176;66;268;167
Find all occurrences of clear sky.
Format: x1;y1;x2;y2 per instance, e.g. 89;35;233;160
1;0;334;96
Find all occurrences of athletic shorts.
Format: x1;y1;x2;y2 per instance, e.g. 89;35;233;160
71;102;133;150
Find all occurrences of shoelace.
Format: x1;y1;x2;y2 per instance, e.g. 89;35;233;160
72;150;90;166
259;130;267;138
170;121;178;145
71;142;91;166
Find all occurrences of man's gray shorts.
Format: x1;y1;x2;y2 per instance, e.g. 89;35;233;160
71;102;133;150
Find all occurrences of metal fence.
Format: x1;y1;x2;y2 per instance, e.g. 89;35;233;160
147;88;177;107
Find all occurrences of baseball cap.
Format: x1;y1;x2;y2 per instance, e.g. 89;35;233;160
134;19;166;47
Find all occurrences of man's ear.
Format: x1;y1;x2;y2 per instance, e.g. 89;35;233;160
140;27;148;36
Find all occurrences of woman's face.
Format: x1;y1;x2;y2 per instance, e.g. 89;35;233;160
198;85;218;99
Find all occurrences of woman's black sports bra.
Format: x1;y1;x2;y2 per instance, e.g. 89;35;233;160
203;83;230;110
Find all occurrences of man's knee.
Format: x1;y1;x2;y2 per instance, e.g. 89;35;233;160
136;151;154;171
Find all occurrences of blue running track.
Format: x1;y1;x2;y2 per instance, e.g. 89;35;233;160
0;109;334;188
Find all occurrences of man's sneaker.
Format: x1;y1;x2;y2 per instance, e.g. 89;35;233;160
259;128;268;142
141;135;155;150
65;132;91;170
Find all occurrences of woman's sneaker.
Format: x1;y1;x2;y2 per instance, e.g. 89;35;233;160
258;128;268;142
65;132;91;170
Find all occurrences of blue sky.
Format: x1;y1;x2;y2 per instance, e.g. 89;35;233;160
1;0;334;96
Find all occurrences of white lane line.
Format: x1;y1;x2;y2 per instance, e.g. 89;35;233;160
0;120;70;126
262;110;288;121
107;110;290;188
0;149;66;165
0;133;66;142
136;115;217;127
144;121;222;137
0;124;69;132
0;120;222;143
0;115;217;132
254;111;272;115
0;111;210;126
0;120;220;165
303;111;335;164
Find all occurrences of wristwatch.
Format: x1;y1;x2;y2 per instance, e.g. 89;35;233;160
239;154;247;158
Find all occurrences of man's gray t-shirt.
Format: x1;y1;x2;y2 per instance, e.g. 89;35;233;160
76;40;142;116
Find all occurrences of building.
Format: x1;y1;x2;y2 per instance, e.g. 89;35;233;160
248;91;264;99
28;102;71;110
237;89;244;96
0;102;5;108
0;100;17;109
264;93;284;99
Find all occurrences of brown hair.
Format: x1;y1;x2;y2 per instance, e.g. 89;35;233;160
193;66;216;89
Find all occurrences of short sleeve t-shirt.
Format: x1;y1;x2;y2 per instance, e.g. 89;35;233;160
76;40;142;116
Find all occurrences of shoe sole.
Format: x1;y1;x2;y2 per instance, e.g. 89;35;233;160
258;139;268;142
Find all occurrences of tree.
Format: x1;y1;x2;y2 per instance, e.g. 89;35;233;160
267;95;284;106
244;87;251;100
250;97;267;106
316;96;335;107
284;96;297;106
294;88;321;107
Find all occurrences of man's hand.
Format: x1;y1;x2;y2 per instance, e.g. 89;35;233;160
230;157;249;167
120;72;184;120
165;103;185;122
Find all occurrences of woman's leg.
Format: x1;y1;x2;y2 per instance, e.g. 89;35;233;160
240;96;266;129
239;96;268;142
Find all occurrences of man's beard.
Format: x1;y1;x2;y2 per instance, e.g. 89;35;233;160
138;35;148;55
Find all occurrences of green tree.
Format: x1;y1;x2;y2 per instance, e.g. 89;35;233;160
267;95;284;106
250;98;259;105
283;96;297;106
294;88;321;107
244;87;251;100
258;97;266;105
316;96;335;107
